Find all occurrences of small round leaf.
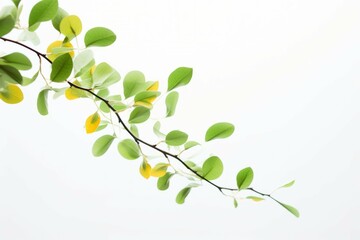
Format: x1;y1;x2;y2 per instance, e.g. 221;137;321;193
205;122;235;142
202;156;223;180
165;130;188;146
85;27;116;47
117;139;140;160
236;167;254;190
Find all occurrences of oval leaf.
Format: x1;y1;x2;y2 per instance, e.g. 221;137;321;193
150;163;169;178
92;135;115;157
176;187;191;204
85;112;100;134
167;67;193;91
128;106;150;124
184;141;200;150
28;0;58;30
205;122;235;142
0;83;23;104
123;71;146;99
0;65;23;85
59;15;82;40
117;139;140;160
157;172;174;191
165;130;188;146
165;91;179;117
247;196;265;202
236;167;254;190
37;89;49;115
202;156;223;180
139;160;151;179
1;52;32;70
51;7;68;32
85;27;116;47
50;53;73;82
0;12;15;37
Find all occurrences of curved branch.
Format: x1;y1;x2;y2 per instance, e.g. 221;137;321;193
1;36;275;200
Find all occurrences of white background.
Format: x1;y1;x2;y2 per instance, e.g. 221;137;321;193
1;0;360;239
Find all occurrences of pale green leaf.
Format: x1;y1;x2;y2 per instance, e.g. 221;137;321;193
202;156;223;180
247;196;265;202
59;15;82;40
74;49;95;77
123;71;146;98
51;7;67;32
128;106;150;124
205;122;235;142
37;89;49;116
157;172;174;191
184;141;200;150
236;167;254;190
1;52;32;70
153;121;165;138
167;67;192;91
165;91;179;117
117;139;140;160
176;187;191;204
278;202;300;218
92;135;115;157
165;130;188;146
85;27;116;47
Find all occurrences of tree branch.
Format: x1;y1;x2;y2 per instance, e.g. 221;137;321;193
1;36;275;201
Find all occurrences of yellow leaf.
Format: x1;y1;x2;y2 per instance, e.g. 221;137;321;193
85;112;101;134
46;40;74;61
139;161;152;179
147;81;159;91
0;84;24;104
150;163;169;178
65;80;87;100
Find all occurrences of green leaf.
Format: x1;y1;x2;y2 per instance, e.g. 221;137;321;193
22;71;39;86
50;53;73;82
278;202;300;218
92;135;115;157
95;122;108;132
130;124;139;138
37;89;49;116
117;139;140;160
99;70;120;89
74;49;95;77
59;15;82;40
51;7;68;32
28;0;58;31
165;91;179;117
12;0;21;7
205;122;235;142
236;167;254;190
0;65;23;84
184;141;200;150
128;106;150;124
247;196;265;202
92;62;114;86
153;121;165;138
233;199;238;208
0;12;15;37
123;71;146;99
157;172;174;191
176;187;191;204
167;67;193;91
84;27;116;47
1;52;32;70
134;91;161;104
279;180;295;189
202;156;223;180
165;130;188;146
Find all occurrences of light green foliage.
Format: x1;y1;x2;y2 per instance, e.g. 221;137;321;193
0;0;297;217
157;172;174;190
28;0;58;30
176;187;191;204
128;107;150;124
165;130;188;146
92;135;115;157
202;156;223;180
123;71;146;98
167;67;193;91
118;139;140;160
85;27;116;47
165;91;179;117
0;52;32;70
236;167;254;190
37;89;49;115
50;53;73;82
205;122;235;142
